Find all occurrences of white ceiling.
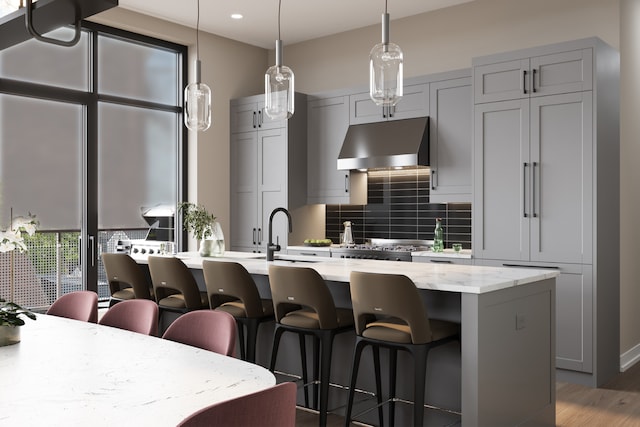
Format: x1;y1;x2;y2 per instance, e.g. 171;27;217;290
117;0;474;49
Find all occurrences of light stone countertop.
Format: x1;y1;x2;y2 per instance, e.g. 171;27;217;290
140;251;559;295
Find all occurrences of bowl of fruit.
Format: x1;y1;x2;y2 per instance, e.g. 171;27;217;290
303;238;333;247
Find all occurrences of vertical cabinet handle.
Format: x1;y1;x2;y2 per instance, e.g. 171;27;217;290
258;228;262;245
344;174;349;193
523;163;529;218
258;110;262;128
431;170;437;190
532;162;538;217
389;105;395;118
523;70;527;95
252;111;257;128
532;69;537;93
382;106;387;119
252;228;256;245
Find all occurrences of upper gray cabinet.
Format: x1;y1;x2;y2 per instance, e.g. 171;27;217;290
428;74;472;203
306;94;367;205
230;97;283;133
474;48;593;103
349;83;429;124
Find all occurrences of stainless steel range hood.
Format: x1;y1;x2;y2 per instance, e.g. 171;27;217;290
337;117;429;170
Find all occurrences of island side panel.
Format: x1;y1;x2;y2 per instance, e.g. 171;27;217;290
461;278;556;427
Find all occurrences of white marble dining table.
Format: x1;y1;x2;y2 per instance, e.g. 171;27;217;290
0;314;275;426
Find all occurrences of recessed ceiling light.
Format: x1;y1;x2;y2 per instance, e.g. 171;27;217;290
231;13;243;20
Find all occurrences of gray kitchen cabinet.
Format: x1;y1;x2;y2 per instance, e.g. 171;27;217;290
230;95;282;134
473;92;592;264
230;93;307;253
472;37;619;387
306;94;366;205
475;259;593;373
349;83;429;125
474;47;593;104
428;75;472;203
412;254;472;265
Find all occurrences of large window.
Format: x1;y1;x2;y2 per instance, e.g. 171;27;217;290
0;24;186;307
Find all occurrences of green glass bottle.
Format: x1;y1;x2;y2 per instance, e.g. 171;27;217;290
433;218;444;252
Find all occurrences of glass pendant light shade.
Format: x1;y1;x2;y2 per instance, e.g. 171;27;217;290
369;11;403;106
265;39;294;120
184;59;211;131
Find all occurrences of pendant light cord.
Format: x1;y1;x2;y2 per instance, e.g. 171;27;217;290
196;0;200;60
385;0;388;14
278;0;282;40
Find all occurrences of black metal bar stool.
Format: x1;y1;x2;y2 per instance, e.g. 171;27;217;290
345;271;460;427
203;260;274;363
268;264;354;427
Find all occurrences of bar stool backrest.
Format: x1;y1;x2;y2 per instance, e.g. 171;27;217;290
102;253;153;300
350;271;433;344
148;256;205;310
268;265;338;330
203;260;263;317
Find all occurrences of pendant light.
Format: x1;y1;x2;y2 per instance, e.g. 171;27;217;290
264;0;294;120
369;0;403;106
184;0;211;132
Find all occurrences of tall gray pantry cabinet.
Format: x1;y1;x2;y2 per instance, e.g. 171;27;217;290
230;93;307;253
472;38;620;387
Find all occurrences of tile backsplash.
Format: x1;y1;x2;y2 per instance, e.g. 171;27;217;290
326;169;472;248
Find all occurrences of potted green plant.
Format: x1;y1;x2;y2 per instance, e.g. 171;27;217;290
178;202;225;257
0;299;36;346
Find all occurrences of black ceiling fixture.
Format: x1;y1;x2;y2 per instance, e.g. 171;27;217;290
0;0;118;50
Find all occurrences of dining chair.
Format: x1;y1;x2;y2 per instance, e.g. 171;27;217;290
344;271;460;427
101;253;154;307
202;260;274;363
161;310;237;356
177;381;297;427
46;290;98;323
268;264;354;427
98;299;159;336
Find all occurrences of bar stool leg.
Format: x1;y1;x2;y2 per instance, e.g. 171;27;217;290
413;346;428;427
389;348;398;426
237;321;246;360
344;338;366;427
319;331;334;427
299;333;310;408
313;335;320;410
245;318;259;363
372;345;384;427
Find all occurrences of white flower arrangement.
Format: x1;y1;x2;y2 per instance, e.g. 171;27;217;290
0;213;38;253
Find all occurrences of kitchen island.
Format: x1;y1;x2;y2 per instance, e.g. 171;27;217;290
136;252;557;426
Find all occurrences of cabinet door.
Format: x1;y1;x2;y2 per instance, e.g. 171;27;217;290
474;59;529;103
258;128;288;249
349;83;429;124
349;91;384;124
530;92;592;264
307;96;351;203
230;132;259;249
388;83;429;121
429;77;472;203
530;49;593;97
555;264;593;373
231;101;260;133
473;99;530;261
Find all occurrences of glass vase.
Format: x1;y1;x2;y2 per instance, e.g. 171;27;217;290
199;221;225;257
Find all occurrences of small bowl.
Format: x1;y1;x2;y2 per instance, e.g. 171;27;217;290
452;243;462;253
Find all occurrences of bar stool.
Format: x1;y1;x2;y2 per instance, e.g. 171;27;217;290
345;271;460;427
202;260;274;363
102;253;154;307
268;264;354;427
148;256;209;316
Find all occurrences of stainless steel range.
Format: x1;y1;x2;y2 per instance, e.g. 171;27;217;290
331;239;433;262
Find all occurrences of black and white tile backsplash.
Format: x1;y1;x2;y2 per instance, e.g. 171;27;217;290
326;169;472;248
